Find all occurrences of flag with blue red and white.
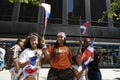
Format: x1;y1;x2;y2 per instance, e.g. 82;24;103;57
80;21;89;35
81;40;94;66
41;3;51;27
23;55;39;78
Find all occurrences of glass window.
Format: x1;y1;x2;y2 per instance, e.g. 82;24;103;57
68;0;85;25
0;0;14;21
45;0;62;24
96;44;120;67
19;3;38;22
90;0;108;26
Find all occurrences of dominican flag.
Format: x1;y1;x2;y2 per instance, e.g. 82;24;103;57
80;21;89;35
81;40;94;65
23;56;39;78
41;3;51;27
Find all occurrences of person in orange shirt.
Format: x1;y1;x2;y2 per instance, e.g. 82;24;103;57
42;32;74;80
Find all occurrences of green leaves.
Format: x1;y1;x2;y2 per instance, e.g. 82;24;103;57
98;0;120;22
8;0;15;3
8;0;41;6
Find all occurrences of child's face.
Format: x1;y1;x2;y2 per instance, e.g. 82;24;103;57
30;36;38;49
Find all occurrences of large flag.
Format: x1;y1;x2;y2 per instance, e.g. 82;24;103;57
81;40;94;66
23;55;39;78
41;3;51;27
80;21;89;35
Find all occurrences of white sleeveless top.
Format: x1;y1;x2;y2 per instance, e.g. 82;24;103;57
72;65;86;80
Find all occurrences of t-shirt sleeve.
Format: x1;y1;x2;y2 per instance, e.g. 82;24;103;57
12;46;19;58
19;50;28;63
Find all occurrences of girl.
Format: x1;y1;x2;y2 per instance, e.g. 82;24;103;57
72;54;88;80
19;33;45;80
43;32;74;80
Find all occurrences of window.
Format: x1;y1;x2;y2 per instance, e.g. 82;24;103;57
90;0;108;26
98;44;120;67
19;3;38;22
68;0;85;25
0;0;14;21
46;0;62;24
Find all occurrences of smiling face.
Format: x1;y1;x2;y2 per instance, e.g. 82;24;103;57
30;36;38;50
57;35;65;46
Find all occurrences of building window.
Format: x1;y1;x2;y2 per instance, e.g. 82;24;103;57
46;0;62;24
19;3;38;22
98;44;120;68
0;0;14;21
90;0;108;26
68;0;85;25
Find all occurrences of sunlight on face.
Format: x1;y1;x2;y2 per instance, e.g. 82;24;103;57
57;36;65;45
30;36;38;49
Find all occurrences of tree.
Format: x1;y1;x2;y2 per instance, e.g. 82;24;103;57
98;0;120;22
8;0;41;6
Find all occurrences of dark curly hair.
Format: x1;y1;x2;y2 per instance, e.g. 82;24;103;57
23;33;42;49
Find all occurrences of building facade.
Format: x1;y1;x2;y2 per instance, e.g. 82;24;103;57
0;0;120;42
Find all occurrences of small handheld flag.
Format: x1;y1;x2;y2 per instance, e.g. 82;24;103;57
41;3;51;37
80;21;89;35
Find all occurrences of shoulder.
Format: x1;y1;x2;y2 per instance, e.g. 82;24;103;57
64;46;71;51
22;48;31;52
21;48;30;54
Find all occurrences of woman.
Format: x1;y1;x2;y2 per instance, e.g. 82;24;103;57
19;33;45;80
82;38;102;80
43;32;74;80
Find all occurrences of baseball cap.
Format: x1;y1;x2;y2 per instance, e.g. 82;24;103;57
57;32;66;38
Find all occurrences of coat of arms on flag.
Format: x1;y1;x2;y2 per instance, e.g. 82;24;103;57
80;21;89;35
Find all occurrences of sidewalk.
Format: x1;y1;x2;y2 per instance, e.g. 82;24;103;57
0;70;11;80
0;68;49;80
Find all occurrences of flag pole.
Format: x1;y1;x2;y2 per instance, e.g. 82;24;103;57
79;16;82;41
43;18;47;38
78;16;82;55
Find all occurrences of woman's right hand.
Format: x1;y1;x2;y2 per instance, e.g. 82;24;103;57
41;36;46;46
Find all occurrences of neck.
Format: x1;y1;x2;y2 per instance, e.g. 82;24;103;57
31;47;37;50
